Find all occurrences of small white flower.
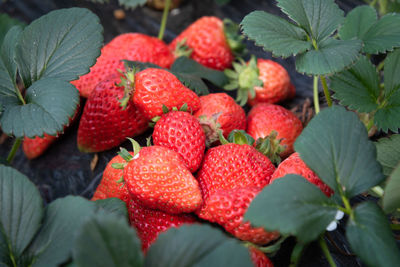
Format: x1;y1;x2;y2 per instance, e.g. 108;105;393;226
326;210;345;232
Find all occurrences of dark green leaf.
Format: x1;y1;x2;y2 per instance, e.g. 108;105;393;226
384;49;400;96
0;78;79;138
73;213;143;267
245;175;338;243
330;56;380;113
294;106;384;199
338;6;377;41
123;60;163;72
145;224;252;267
118;0;147;9
171;57;228;88
383;164;400;213
171;72;209;96
94;198;128;219
0;26;22;108
346;202;400;266
241;11;311;58
374;102;400;133
15;8;103;88
0;166;43;260
362;13;400;54
28;196;97;267
277;0;344;42
0;13;26;46
295;38;362;75
376;134;400;176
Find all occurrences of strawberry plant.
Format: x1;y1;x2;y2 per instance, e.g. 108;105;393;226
1;0;400;266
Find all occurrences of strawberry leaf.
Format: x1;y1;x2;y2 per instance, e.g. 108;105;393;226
0;13;26;46
277;0;344;42
382;164;400;213
94;198;128;219
0;78;79;138
73;213;143;267
0;166;43;263
340;6;400;54
330;56;380;113
294;106;384;199
15;8;103;88
295;38;362;75
346;202;400;266
245;175;338;243
240;11;312;58
376;134;400;176
26;196;97;267
145;224;253;267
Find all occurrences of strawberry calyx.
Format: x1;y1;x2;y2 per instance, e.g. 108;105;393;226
173;38;193;58
255;131;286;165
224;55;263;106
219;129;255;146
223;19;246;57
116;65;137;110
150;103;189;126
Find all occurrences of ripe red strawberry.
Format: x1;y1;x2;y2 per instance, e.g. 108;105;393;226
123;145;202;214
77;72;148;153
152;111;206;173
249;246;274;267
133;68;201;120
196;143;275;220
247;104;303;158
91;153;132;204
23;134;58;160
205;187;279;245
169;16;234;70
224;57;293;106
71;33;174;98
271;152;333;197
193;93;246;146
128;198;196;252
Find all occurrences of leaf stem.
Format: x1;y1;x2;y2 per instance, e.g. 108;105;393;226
15;85;26;105
157;0;172;40
320;76;332;107
319;235;337;267
313;75;320;114
289;242;307;267
6;137;22;164
377;60;385;71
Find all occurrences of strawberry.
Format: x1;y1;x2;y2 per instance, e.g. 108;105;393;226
91;153;132;204
249;246;274;267
271;152;333;197
23;104;81;159
169;16;236;70
194;93;246;146
247;104;303;158
152;110;206;173
205;187;279;245
128;198;196;252
71;33;174;98
23;134;58;160
77;72;148;153
123;145;202;214
196;142;275;220
224;56;293;106
133;68;201;120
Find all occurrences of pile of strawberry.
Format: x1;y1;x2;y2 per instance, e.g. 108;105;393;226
22;16;333;266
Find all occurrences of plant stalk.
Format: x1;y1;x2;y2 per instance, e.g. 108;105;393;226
6;138;22;164
319;235;338;267
158;0;172;40
313;75;320;114
320;76;332;107
289;242;307;267
15;85;26;105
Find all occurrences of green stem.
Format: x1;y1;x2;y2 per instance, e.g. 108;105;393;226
320;76;332;107
366;116;375;132
6;138;22;164
391;224;400;231
319;235;337;267
249;235;288;254
377;61;385;71
15;85;26;105
289;242;307;267
313;75;320;114
371;185;384;197
157;0;172;40
370;0;378;7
